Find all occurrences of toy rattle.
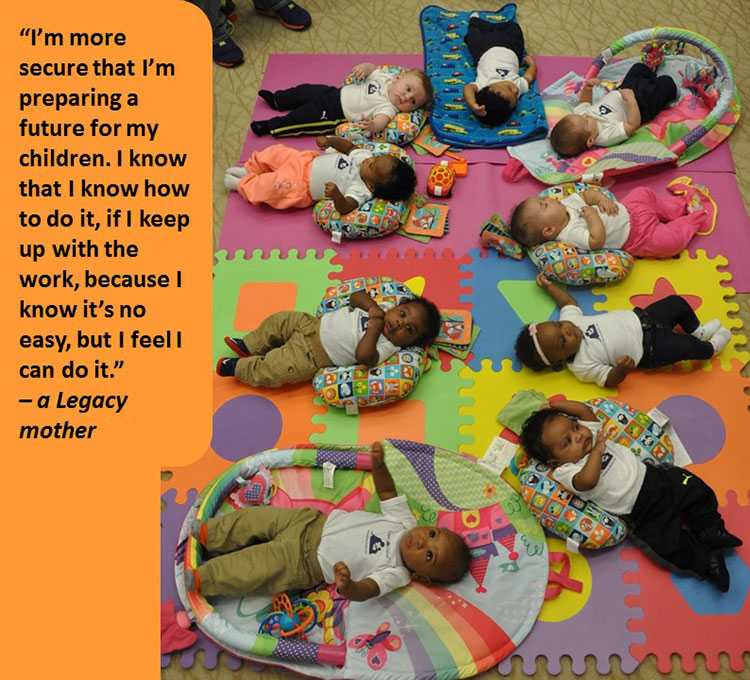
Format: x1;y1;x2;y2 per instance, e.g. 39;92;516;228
258;593;319;639
427;161;456;197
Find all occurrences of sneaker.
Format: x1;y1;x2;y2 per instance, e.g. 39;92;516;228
706;550;730;592
255;1;312;31
224;168;246;191
216;357;239;377
258;89;278;109
698;526;743;549
251;121;270;137
224;336;251;357
709;327;732;355
692;319;721;341
213;35;244;68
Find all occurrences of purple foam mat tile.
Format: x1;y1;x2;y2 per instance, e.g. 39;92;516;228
161;488;248;671
498;545;644;675
245;54;734;171
609;167;750;291
219;161;542;256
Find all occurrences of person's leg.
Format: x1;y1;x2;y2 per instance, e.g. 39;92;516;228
196;509;325;597
240;311;316;356
642;295;701;332
272;84;340;111
464;19;524;64
622;63;677;123
254;87;345;137
640;326;715;367
622;187;706;258
237;148;316;208
185;0;244;67
233;333;321;386
253;0;312;31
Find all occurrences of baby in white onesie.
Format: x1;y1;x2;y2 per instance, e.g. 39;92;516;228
550;62;677;157
462;14;537;126
224;136;416;214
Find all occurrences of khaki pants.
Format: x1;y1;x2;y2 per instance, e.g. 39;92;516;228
235;311;332;387
197;507;327;597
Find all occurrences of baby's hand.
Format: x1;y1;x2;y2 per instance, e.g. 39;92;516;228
370;441;385;468
324;182;341;198
592;426;611;455
351;63;375;80
523;55;536;66
583;78;600;88
595;195;619;216
368;304;385;321
316;135;330;149
357;118;376;133
536;273;552;289
469;101;487;117
615;355;636;372
334;561;352;595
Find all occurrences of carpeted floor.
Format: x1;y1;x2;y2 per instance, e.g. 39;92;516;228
163;1;749;678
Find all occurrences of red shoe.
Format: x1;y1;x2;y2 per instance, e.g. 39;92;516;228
224;336;250;357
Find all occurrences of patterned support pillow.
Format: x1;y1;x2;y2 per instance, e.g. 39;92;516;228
517;397;674;550
335;65;427;147
312;276;430;412
526;182;635;286
312;143;414;241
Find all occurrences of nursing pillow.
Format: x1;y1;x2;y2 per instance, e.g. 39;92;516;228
335;65;427;147
312;277;430;413
517;398;674;550
174;439;548;679
313;142;414;242
481;182;634;286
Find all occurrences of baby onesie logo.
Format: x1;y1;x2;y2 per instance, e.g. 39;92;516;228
368;533;386;554
367;83;380;96
337;157;350;170
600;452;613;469
584;324;600;340
495;68;510;77
598;104;613;116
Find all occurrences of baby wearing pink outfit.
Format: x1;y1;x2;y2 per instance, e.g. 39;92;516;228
509;181;714;258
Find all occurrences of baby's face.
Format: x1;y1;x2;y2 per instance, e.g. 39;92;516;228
542;414;594;465
400;526;455;582
360;154;395;189
383;301;427;347
521;197;568;244
534;319;582;364
389;72;428;112
489;80;519;106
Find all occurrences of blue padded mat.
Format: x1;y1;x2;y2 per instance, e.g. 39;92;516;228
420;3;548;149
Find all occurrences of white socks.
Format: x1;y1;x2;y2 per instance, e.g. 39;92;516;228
224;165;247;191
692;319;721;341
709;327;732;355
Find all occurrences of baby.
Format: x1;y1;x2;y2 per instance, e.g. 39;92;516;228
521;400;742;591
463;13;536;125
217;289;442;387
515;274;731;388
550;62;677;156
224;136;417;214
251;63;433;138
185;442;471;600
509;183;712;258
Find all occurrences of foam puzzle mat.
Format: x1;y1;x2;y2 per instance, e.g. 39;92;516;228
163;53;750;677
